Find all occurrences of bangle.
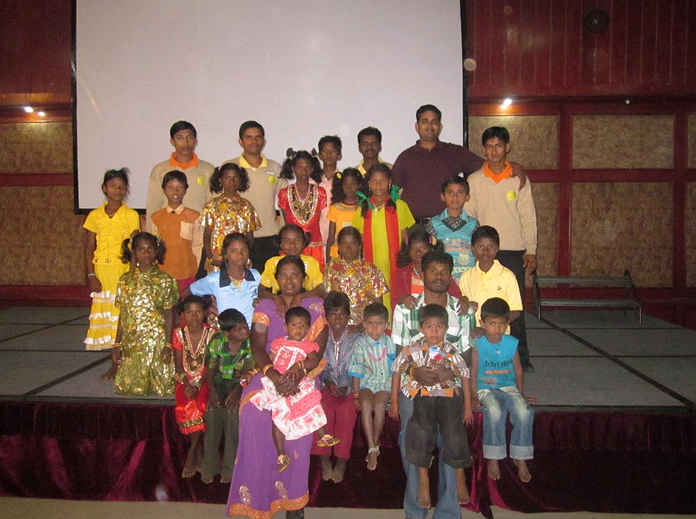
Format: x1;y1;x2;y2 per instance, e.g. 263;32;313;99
112;342;121;348
262;363;273;375
87;273;96;278
302;368;308;377
163;343;172;350
298;360;304;370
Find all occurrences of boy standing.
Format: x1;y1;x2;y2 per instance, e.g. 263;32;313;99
427;176;479;282
471;297;534;483
150;170;203;296
317;135;343;245
465;127;537;371
390;304;473;509
458;226;523;328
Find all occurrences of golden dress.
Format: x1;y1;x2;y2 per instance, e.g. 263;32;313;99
113;265;180;396
324;258;388;326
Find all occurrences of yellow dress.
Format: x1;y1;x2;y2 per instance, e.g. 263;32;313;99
113;265;180;396
351;200;415;317
327;202;358;259
83;203;140;350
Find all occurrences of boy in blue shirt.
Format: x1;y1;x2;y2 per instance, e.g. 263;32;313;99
427;175;479;282
471;297;534;483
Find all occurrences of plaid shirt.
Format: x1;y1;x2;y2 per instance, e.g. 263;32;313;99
392;293;474;353
392;337;470;398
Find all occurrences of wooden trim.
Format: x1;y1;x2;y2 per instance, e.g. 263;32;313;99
0;285;90;306
0;174;73;186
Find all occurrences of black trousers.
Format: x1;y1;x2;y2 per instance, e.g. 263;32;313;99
495;250;530;364
250;235;279;273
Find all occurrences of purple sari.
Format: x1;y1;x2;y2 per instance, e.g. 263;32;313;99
226;297;326;518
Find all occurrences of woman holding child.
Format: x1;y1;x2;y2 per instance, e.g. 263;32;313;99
227;255;328;519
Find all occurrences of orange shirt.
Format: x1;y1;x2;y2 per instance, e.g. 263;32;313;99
151;205;203;280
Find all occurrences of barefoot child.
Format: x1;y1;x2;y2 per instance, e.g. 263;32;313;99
250;306;338;472
200;309;255;484
348;303;395;470
471;297;534;483
390;304;473;508
172;295;215;478
111;232;179;396
83;168;140;377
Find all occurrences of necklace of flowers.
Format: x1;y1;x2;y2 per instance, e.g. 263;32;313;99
367;341;387;363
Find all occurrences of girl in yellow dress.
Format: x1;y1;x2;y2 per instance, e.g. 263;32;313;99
83;168;140;379
111;232;180;396
351;164;415;316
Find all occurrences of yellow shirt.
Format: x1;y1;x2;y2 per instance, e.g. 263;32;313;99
326;202;358;258
84;203;140;265
458;259;522;329
260;254;323;293
356;158;392;176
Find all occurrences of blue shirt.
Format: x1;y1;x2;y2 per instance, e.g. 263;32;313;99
189;268;260;325
427;208;478;281
474;334;518;390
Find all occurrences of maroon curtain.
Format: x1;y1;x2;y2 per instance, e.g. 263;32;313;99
1;402;695;515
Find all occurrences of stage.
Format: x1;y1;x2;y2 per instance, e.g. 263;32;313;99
0;307;695;518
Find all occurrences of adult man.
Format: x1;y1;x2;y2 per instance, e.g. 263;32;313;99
391;105;484;224
392;249;474;519
223;120;282;271
146;121;215;230
355;126;391;176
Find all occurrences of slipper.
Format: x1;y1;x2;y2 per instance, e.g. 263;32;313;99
317;434;340;448
277;454;291;473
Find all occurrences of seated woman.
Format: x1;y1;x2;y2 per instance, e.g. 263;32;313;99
391;228;463;312
226;255;328;519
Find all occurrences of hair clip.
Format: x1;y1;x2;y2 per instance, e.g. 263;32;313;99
286;148;295;159
335;172;342;179
457;171;465;178
311;148;318;157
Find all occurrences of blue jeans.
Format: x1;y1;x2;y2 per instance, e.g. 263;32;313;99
399;393;463;519
480;388;534;460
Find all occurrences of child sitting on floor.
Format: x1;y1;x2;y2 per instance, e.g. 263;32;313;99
250;306;338;473
390;304;473;508
471;297;534;483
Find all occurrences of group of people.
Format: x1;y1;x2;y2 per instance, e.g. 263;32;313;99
82;104;538;519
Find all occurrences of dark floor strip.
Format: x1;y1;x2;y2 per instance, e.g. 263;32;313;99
540;316;696;411
21;354;111;399
0;314;90;344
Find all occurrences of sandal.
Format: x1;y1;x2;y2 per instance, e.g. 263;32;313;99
317;434;340;448
277;454;291;473
365;446;380;471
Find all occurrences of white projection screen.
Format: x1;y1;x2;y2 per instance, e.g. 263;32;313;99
74;0;465;211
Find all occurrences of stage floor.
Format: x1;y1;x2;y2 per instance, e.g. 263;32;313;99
1;306;695;411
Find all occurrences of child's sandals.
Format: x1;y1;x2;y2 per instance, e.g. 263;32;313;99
317;434;340;448
277;454;291;473
365;445;380;470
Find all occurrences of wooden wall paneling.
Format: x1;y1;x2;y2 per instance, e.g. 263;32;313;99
671;0;688;88
563;0;584;94
639;0;659;87
490;1;509;89
558;104;573;277
510;0;528;90
533;0;553;89
586;0;614;88
687;0;696;87
608;0;628;88
549;0;568;92
673;110;688;290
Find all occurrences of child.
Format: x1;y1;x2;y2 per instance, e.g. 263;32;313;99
458;225;523;329
201;163;261;273
188;233;261;326
111;232;179;396
250;306;338;472
351;163;415;314
390;304;473;508
172;295;215;478
465;126;537;372
258;224;325;309
151;170;203;297
325;167;361;259
200;309;255;484
324;226;388;327
83;168;140;379
471;297;534;483
392;228;463;312
317;135;343;247
427;175;479;282
312;292;361;482
277;150;328;269
348;303;396;471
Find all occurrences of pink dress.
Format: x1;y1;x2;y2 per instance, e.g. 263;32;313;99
249;337;327;440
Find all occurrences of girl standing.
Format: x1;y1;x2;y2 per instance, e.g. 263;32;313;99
172;295;215;479
83;168;140;379
351;163;415;315
277;150;327;269
324;226;388;328
112;232;180;396
201;163;261;273
325;167;361;260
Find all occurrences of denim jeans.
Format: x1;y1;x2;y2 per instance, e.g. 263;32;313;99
480;387;534;460
399;393;463;519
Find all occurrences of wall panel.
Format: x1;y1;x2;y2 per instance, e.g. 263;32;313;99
0;122;73;174
687;183;696;288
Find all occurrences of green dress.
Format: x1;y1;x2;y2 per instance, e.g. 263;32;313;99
114;265;180;396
